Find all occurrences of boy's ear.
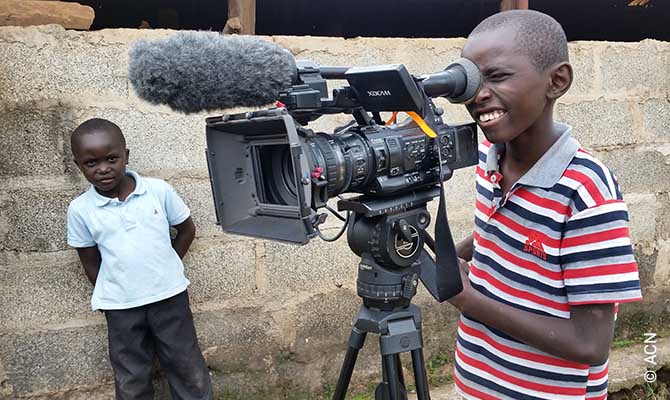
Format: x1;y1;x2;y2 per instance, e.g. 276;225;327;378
125;148;130;164
547;62;573;100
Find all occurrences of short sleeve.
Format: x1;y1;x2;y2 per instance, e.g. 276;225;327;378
560;200;642;305
66;204;96;248
162;181;190;226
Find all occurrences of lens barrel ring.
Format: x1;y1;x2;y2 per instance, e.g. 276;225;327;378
310;135;342;194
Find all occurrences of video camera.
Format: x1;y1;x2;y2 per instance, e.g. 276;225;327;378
204;59;480;245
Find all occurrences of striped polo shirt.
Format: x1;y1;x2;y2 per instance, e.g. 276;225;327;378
454;123;642;400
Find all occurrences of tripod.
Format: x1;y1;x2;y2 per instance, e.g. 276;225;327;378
331;188;462;400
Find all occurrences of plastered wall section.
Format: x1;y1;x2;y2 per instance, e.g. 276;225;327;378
0;25;668;398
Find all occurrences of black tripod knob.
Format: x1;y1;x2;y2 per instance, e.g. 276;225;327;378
402;273;419;299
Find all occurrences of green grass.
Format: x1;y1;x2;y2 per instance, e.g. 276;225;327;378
612;338;637;349
425;352;454;386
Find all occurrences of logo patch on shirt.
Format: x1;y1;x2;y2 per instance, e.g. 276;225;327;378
154;209;158;215
524;231;547;260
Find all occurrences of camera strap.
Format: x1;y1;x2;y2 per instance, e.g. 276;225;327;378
433;176;464;299
385;111;438;139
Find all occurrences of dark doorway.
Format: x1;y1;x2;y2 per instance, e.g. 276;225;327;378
67;0;669;41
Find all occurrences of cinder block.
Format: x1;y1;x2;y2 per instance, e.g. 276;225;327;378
625;193;658;243
359;37;464;75
0;324;111;397
641;98;670;143
567;44;597;97
167;178;225;238
26;384;114;400
614;287;670;340
556;100;637;148
263;237;360;296
653;240;670;287
601;41;668;96
657;193;670;241
0;105;76;177
293;288;360;349
288;289;380;387
0;254;94;331
193;307;275;372
0;27;128;105
184;239;257;306
274;36;465;76
0;185;83;252
634;243;657;289
594;146;670;194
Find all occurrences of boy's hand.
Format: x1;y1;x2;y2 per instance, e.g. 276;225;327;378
448;257;475;312
445;258;616;365
172;216;196;259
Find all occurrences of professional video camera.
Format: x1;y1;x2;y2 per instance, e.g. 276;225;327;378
204;59;480;400
205;59;479;244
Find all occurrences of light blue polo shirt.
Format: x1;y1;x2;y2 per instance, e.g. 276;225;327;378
67;170;191;310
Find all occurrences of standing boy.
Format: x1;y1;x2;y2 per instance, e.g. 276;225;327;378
450;10;642;400
66;118;212;400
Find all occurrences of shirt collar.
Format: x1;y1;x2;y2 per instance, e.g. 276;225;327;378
485;123;580;188
92;170;146;207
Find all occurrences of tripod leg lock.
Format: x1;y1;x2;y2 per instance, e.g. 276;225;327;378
348;326;367;350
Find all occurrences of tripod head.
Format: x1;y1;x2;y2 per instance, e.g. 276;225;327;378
338;187;462;311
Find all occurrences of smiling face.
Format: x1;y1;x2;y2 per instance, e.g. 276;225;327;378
462;25;553;145
72;130;129;198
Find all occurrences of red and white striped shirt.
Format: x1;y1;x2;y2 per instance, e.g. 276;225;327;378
455;124;642;400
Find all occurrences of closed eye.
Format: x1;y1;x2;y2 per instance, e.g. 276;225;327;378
488;73;510;82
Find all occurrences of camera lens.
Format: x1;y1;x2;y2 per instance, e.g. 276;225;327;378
306;133;371;197
280;148;298;199
259;145;298;205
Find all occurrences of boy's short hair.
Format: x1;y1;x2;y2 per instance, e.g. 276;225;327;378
469;10;569;71
71;118;126;150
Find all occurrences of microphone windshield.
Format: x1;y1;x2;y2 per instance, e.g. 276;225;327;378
128;32;296;114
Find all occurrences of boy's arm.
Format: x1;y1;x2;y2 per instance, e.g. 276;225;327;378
450;266;615;366
455;234;474;261
75;246;102;286
172;216;196;259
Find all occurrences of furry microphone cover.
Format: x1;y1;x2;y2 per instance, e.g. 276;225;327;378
128;31;297;113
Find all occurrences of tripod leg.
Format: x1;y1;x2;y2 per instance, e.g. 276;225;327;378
332;327;367;400
410;348;431;400
394;354;405;387
383;354;406;400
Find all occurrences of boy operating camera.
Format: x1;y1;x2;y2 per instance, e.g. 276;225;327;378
450;10;642;399
66;118;212;400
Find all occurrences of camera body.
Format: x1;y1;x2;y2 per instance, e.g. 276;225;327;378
205;61;479;244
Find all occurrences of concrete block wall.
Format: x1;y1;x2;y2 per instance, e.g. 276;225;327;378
0;24;668;398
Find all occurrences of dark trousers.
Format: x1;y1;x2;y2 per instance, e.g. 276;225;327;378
104;290;212;400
